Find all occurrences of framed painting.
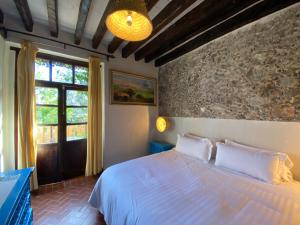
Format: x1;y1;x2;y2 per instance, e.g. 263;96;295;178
110;70;157;106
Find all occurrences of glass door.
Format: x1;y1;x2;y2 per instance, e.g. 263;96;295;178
34;55;89;184
35;86;62;184
62;87;88;179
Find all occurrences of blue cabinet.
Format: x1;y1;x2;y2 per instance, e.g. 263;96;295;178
149;141;175;154
0;168;34;225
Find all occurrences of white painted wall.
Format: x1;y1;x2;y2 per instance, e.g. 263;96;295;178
0;35;4;171
103;60;158;168
0;38;16;172
153;117;300;180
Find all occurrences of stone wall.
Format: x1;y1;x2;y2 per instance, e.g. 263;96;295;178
158;3;300;121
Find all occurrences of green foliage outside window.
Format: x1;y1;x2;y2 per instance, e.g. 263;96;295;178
75;66;88;85
67;107;88;123
35;58;49;81
35;87;58;105
67;90;88;106
36;106;58;124
52;61;73;83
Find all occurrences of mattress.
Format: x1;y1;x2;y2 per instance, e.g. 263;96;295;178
89;150;300;225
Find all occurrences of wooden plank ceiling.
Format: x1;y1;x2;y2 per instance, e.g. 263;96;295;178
4;0;299;66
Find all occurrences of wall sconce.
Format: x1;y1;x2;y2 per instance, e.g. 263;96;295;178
156;117;168;133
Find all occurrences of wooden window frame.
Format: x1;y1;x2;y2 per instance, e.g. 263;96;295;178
11;47;89;168
34;54;88;143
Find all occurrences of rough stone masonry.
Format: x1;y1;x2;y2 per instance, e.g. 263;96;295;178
158;3;300;121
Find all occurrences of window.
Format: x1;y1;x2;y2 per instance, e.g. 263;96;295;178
52;61;73;83
35;58;50;81
34;54;88;144
75;66;88;85
66;90;88;141
35;87;58;144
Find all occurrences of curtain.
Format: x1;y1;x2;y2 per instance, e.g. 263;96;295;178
17;41;38;189
86;56;103;176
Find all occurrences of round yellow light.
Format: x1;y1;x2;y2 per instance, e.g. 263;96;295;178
156;117;167;133
106;10;153;41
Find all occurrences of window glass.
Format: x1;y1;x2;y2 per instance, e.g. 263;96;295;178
52;61;73;83
67;90;88;106
35;87;58;105
36;106;58;124
67;124;87;141
67;107;87;123
36;126;58;144
35;58;50;81
75;66;88;85
34;56;89;144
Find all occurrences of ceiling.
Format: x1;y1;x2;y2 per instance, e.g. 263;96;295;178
0;0;174;46
0;0;297;66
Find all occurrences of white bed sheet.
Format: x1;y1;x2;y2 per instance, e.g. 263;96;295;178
89;150;300;225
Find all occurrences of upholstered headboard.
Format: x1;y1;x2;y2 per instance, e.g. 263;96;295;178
155;117;300;181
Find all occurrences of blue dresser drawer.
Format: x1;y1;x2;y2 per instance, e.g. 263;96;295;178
149;141;174;154
0;168;34;225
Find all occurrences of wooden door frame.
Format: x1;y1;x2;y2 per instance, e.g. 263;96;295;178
12;47;88;181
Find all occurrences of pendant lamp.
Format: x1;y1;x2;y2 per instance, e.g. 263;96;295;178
106;0;153;42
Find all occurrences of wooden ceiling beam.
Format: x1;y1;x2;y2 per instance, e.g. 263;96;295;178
144;0;159;11
0;9;5;38
75;0;92;45
136;0;261;62
105;0;160;53
155;0;299;67
46;0;58;37
13;0;33;32
107;36;123;53
0;9;3;24
92;0;113;49
121;0;197;58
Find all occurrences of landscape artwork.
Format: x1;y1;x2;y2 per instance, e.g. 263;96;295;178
110;70;157;106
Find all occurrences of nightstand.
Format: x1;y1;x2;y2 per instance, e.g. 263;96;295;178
149;141;175;154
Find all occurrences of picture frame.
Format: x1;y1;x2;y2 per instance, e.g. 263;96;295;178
110;70;157;106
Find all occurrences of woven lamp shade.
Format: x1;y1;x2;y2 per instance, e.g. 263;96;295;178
106;0;153;41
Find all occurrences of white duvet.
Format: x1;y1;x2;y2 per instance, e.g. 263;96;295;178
89;150;300;225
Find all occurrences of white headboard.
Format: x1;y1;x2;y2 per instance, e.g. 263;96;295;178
154;117;300;181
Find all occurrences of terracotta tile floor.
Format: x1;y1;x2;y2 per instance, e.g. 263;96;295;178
31;176;106;225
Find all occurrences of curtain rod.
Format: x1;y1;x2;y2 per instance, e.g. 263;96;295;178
0;27;115;61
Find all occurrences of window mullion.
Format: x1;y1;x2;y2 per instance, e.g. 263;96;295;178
72;64;75;84
66;105;88;108
49;60;52;82
36;104;58;107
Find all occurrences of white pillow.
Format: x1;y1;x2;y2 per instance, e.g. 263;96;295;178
225;140;293;182
176;134;213;162
184;133;217;158
215;143;280;184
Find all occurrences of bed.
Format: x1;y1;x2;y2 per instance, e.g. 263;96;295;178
89;150;300;225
